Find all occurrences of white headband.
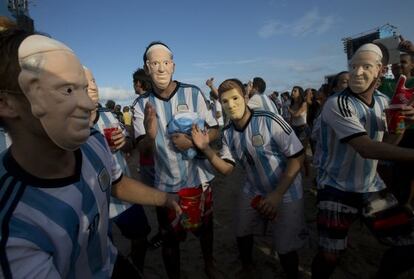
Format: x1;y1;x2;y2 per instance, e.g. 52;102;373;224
146;44;172;58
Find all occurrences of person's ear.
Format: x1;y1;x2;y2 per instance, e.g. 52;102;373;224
0;93;21;119
18;73;46;118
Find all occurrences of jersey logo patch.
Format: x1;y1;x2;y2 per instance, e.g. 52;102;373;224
177;104;189;113
252;134;264;147
98;167;111;192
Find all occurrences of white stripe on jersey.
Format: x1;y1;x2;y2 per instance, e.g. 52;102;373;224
248;94;280;115
221;110;303;203
133;82;217;192
318;89;388;193
0;130;120;278
0;130;11;153
93;109;132;218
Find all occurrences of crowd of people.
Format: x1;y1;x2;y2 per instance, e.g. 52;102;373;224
1;15;414;279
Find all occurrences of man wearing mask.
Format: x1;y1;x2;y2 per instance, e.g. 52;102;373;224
0;30;180;278
312;43;414;279
133;42;219;279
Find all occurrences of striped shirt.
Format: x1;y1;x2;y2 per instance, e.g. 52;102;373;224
0;129;11;152
0;129;121;278
220;110;304;203
133;82;218;192
318;89;389;192
248;94;280;115
93;108;132;218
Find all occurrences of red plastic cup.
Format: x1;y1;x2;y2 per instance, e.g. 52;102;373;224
385;104;405;134
103;127;118;148
178;188;202;230
250;195;277;220
250;195;263;209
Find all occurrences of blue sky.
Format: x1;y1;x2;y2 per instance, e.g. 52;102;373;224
7;0;414;105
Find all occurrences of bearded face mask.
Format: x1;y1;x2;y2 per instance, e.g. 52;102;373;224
18;35;95;151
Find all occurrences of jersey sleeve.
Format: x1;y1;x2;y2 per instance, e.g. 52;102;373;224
247;95;262;110
322;96;367;142
197;91;218;128
268;115;304;158
219;134;235;164
6;238;61;279
132;99;146;139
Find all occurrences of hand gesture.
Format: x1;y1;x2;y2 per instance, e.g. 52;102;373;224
164;193;182;216
144;102;157;140
171;133;193;151
111;128;126;152
246;80;253;96
256;191;283;221
399;36;414;54
206;77;214;88
191;124;210;151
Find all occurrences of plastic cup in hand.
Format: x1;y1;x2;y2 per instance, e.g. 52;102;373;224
250;195;263;209
385;104;405;134
178;188;202;231
103;125;118;148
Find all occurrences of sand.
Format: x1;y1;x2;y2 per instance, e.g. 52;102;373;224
112;149;414;279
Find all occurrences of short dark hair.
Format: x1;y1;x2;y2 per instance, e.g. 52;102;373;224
253;77;266;94
0;29;33;94
330;71;349;93
142;41;172;64
218;78;246;99
132;68;152;92
105;100;115;110
290;86;305;107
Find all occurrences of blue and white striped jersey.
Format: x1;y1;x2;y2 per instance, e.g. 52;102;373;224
248;94;280;115
133;82;218;193
0;129;11;152
318;89;389;193
0;130;121;278
93;108;132;218
220;110;304;203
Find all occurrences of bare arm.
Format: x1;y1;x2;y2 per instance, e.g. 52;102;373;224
258;152;304;219
112;176;181;214
172;126;219;151
288;103;307;118
348;134;414;161
382;132;404;145
206;77;219;99
137;102;157;156
191;124;234;175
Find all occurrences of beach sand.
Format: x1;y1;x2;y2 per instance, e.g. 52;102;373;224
113;149;414;278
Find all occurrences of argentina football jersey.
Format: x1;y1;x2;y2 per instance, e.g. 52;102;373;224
220;110;303;203
93;108;132;218
133;82;218;192
318;89;389;192
248;94;280;115
0;130;122;278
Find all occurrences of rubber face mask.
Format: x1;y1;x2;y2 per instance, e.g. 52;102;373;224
146;46;174;90
18;35;95;151
84;67;99;107
220;89;246;120
349;51;381;94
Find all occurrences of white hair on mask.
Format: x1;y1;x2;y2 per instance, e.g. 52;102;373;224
18;35;74;74
146;44;172;59
353;43;383;64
